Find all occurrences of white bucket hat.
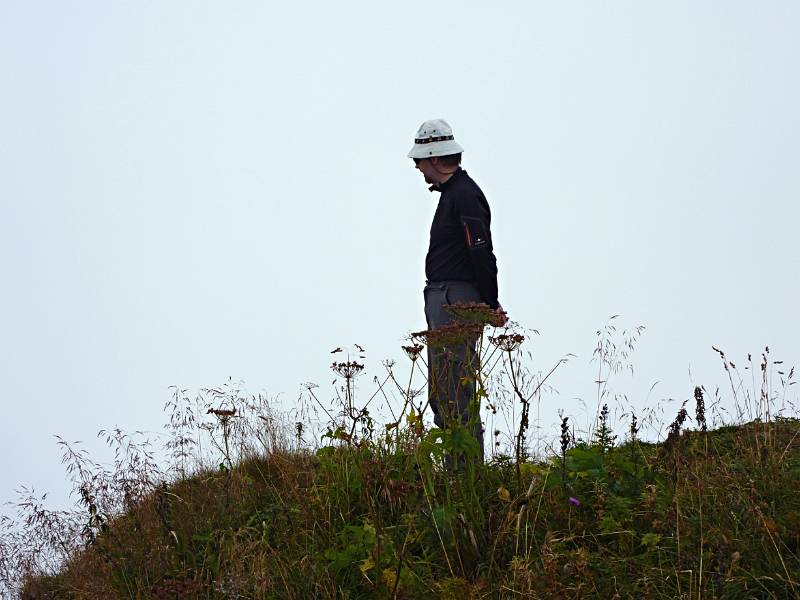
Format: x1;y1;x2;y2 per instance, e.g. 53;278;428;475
407;118;464;159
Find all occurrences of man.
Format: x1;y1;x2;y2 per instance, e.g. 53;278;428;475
408;118;505;464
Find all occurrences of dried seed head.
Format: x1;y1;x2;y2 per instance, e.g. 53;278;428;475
401;344;424;361
629;412;639;440
694;386;707;432
331;361;364;379
665;402;689;451
560;416;571;454
489;333;525;352
443;301;504;326
207;408;236;418
411;322;484;348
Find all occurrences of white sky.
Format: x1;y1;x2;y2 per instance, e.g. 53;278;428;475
2;1;798;514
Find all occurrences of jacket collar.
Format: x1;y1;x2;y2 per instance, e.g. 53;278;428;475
428;167;465;193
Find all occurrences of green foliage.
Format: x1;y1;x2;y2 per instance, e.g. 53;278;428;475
15;418;800;599
6;326;799;599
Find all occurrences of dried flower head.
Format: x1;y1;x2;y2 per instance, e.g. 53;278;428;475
444;301;505;327
668;404;688;439
490;333;525;352
694;386;707;432
411;322;484;348
402;344;424;361
560;416;571;455
663;401;689;455
207;408;236;418
331;361;364;379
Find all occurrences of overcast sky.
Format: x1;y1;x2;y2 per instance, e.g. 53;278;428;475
2;1;798;515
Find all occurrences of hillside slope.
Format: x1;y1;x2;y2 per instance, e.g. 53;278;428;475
19;418;800;599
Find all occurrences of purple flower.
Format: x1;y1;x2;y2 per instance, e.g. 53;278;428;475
568;496;580;507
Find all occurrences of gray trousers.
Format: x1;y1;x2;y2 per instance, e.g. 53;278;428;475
423;281;484;462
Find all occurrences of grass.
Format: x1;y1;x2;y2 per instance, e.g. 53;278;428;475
2;312;799;599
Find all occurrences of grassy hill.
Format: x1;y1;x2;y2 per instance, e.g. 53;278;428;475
13;415;800;599
4;315;799;599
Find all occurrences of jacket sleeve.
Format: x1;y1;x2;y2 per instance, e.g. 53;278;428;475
453;189;499;309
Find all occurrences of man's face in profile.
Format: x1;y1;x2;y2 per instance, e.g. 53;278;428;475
414;157;437;185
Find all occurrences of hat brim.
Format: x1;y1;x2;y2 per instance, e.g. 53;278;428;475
407;139;464;159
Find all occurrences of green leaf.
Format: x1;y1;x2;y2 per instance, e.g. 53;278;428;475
641;532;662;549
431;505;456;529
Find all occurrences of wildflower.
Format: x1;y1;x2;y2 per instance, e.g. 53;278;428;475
331;361;364;379
207;408;236;418
411;322;483;348
694;386;707;432
667;404;688;439
402;344;424;361
568;496;580;507
560;417;571;455
489;333;525;352
444;301;506;327
629;412;639;441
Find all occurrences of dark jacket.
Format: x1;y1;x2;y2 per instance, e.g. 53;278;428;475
425;168;499;309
